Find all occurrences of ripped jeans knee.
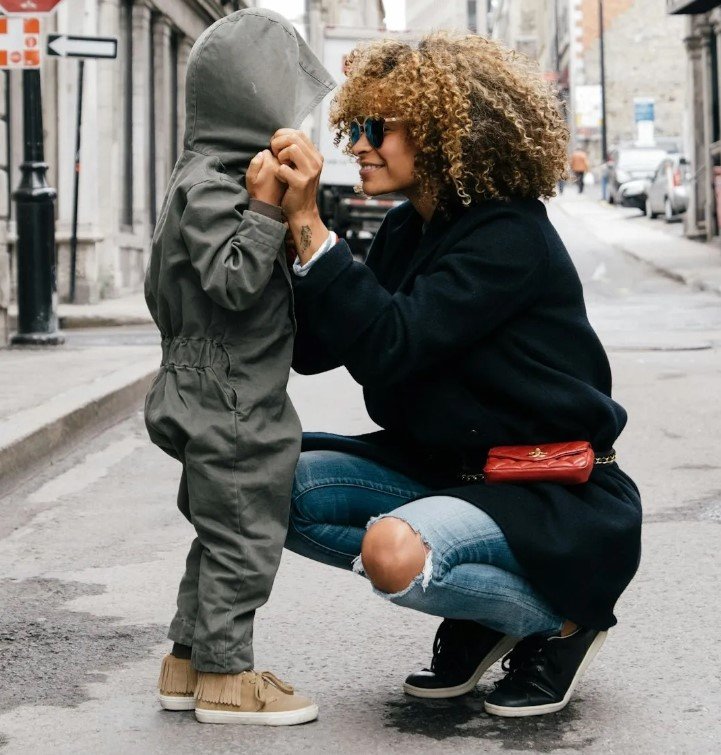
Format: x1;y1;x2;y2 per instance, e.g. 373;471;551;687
346;497;565;638
352;513;434;601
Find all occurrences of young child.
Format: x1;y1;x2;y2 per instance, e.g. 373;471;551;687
143;8;334;725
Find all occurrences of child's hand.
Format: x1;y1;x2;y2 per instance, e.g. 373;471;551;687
246;149;286;206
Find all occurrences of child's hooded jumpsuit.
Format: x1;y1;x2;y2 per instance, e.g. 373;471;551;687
143;8;335;674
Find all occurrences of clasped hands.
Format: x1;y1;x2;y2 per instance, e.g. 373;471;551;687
245;129;329;266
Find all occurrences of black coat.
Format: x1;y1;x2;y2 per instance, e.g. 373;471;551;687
291;198;642;630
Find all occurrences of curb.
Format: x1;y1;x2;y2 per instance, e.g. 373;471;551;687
7;312;154;331
59;314;155;329
609;245;721;296
0;361;157;496
554;199;721;297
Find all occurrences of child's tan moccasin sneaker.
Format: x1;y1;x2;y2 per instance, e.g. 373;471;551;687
158;654;198;710
194;670;318;726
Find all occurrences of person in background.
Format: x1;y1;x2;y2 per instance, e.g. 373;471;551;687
570;146;590;193
600;157;610;201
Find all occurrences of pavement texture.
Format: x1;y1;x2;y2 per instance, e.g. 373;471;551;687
1;288;156;493
0;194;720;752
0;327;160;494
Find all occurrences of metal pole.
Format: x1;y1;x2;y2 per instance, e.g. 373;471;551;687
69;59;84;303
599;0;608;162
11;69;63;346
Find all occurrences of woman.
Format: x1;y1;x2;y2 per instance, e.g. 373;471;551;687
270;32;641;718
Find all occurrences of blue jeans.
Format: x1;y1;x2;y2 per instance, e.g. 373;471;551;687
285;451;564;638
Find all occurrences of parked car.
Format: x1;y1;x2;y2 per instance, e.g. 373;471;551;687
645;154;691;222
607;147;669;205
618;179;649;212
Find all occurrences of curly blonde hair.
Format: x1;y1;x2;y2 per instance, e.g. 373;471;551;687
329;32;569;214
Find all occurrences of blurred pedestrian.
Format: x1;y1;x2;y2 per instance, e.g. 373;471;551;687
600;158;610;200
570;146;590;193
274;31;641;719
144;8;333;726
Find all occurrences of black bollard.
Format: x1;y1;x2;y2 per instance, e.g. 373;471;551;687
11;69;64;346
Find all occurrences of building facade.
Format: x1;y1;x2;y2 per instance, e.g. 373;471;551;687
405;0;486;34
490;0;571;129
491;0;686;173
668;0;721;239
0;0;246;344
307;0;385;54
578;0;686;166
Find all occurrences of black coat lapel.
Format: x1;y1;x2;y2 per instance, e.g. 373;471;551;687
397;204;467;290
367;202;423;291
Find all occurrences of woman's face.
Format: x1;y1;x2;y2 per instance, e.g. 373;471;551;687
350;119;419;197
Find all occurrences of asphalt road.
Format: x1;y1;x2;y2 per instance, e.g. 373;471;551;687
1;195;720;754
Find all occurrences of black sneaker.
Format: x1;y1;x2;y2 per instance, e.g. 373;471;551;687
484;627;607;717
403;619;517;699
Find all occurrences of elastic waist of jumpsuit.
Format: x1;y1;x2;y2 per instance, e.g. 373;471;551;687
160;337;228;369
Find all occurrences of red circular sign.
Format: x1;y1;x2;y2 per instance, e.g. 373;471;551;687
10;51;21;63
0;0;64;13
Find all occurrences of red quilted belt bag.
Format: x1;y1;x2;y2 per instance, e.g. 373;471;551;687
469;442;617;485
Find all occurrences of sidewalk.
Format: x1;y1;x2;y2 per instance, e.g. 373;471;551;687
3;195;720;496
554;190;721;295
0;329;160;495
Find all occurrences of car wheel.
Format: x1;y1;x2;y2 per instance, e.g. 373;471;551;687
646;197;658;219
664;198;675;223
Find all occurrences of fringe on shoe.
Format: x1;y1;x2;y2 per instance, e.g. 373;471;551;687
157;654;198;695
195;671;244;707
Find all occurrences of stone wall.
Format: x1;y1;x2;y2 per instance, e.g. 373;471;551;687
580;0;687;164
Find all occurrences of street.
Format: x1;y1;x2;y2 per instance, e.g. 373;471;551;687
1;193;720;753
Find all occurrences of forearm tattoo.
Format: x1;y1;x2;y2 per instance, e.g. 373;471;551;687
300;225;312;253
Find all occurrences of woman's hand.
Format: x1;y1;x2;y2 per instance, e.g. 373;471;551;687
246;149;286;207
270;129;329;264
270;129;324;218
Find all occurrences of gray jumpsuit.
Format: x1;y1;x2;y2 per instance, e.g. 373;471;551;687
143;9;334;674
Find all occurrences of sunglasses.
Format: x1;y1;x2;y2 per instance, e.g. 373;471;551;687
349;117;399;149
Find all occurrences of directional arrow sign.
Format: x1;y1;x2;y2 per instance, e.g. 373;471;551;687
47;34;117;59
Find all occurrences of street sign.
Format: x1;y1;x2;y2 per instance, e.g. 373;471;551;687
634;97;655;123
0;16;40;69
0;0;63;15
47;34;117;59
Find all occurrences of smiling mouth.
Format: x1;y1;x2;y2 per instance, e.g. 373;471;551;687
360;164;385;173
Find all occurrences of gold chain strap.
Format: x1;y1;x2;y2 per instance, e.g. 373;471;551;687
594;451;617;465
459;471;485;482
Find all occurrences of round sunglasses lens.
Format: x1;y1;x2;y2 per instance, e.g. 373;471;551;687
349;121;361;145
367;119;384;148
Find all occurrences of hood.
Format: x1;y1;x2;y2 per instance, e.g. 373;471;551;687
184;8;335;167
